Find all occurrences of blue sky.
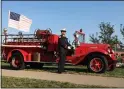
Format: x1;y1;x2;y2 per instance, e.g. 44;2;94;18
2;1;124;43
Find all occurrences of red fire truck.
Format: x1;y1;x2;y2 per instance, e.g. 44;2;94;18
1;28;117;73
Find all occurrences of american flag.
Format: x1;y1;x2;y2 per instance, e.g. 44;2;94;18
8;11;32;32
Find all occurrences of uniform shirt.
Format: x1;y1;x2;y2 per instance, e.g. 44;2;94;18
58;35;71;54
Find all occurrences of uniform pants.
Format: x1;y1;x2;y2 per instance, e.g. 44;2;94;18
58;53;66;72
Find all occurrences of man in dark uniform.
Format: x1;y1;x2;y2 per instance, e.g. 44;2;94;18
58;28;71;73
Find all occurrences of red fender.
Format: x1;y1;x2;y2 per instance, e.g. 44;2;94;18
87;49;109;56
7;49;29;62
74;49;109;65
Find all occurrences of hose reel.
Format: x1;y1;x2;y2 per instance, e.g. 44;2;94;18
34;28;52;39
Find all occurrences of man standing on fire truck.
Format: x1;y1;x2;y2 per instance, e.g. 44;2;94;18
58;28;71;73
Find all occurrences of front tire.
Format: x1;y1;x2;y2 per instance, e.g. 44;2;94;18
87;54;108;73
107;62;116;71
10;53;25;70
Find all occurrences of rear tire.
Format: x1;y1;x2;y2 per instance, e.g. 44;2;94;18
87;54;108;73
10;53;25;70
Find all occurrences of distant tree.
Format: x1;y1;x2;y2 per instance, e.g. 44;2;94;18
89;22;120;47
98;22;119;47
120;24;124;39
89;32;100;43
112;35;120;45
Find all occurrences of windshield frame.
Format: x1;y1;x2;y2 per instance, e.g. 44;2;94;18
75;31;85;43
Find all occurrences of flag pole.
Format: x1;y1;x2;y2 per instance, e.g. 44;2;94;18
3;10;10;44
7;10;10;32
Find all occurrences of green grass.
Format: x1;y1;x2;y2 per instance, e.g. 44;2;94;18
2;76;109;88
26;65;124;78
1;60;124;78
1;61;9;66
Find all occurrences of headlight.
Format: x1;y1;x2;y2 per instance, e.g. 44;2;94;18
108;49;111;53
108;47;114;54
111;50;115;53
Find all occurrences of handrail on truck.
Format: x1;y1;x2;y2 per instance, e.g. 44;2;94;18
1;34;44;45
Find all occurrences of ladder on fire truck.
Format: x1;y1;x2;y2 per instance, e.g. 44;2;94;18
1;28;52;47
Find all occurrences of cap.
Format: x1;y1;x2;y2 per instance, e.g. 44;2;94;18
61;28;66;32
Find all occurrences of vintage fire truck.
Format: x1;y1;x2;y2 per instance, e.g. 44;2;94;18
1;28;117;73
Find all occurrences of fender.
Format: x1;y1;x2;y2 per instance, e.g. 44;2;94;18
74;49;109;65
87;49;109;55
7;49;29;62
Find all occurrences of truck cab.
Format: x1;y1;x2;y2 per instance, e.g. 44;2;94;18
66;29;117;73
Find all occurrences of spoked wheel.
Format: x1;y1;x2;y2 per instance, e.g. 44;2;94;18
10;53;25;70
90;58;104;72
87;54;108;73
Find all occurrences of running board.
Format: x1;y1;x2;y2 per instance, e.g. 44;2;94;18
25;61;72;65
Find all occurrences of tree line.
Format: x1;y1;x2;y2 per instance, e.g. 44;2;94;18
89;22;124;49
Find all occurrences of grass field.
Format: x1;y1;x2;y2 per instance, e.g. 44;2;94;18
2;76;109;88
1;60;124;78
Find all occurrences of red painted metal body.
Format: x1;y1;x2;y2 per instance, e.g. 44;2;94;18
2;33;59;63
1;29;116;67
66;43;116;65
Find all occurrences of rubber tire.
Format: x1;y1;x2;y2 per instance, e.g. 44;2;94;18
10;53;25;70
87;54;108;73
30;63;44;69
107;64;116;71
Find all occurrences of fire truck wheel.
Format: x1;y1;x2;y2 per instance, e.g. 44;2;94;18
107;64;116;71
10;53;25;70
30;63;44;69
87;54;108;73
